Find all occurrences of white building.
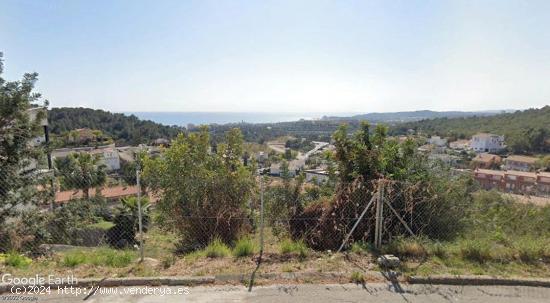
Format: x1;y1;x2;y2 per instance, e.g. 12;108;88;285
53;144;121;171
99;148;121;171
304;169;329;184
428;136;447;147
470;133;505;153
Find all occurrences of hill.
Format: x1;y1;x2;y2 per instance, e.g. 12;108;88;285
48;107;183;146
322;110;503;123
391;106;550;154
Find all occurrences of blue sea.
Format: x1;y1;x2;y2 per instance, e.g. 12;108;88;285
125;112;356;126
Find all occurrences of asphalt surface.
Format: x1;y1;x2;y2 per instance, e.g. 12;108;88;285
4;283;550;303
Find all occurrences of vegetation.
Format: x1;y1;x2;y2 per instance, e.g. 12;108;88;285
350;271;365;284
107;197;150;248
280;239;308;258
0;52;51;252
392;106;550;154
2;252;32;268
46;197;112;246
285;137;315;153
143;127;256;252
48;107;183;146
203;238;232;258
61;248;135;268
380;190;550;276
289;122;476;250
55;152;107;198
232;237;256;257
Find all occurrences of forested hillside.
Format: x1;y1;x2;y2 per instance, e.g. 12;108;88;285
323;110;501;122
392;106;550;154
48;107;182;145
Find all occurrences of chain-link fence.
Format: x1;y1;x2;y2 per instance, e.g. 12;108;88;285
2;160;550;280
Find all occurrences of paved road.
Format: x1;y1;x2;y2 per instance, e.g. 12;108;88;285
7;283;550;303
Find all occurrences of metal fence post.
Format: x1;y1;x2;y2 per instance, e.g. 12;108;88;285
375;180;385;249
136;163;144;262
259;174;265;255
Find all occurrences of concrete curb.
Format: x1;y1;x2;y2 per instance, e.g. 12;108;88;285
0;276;215;294
408;275;550;287
3;273;549;293
0;271;387;294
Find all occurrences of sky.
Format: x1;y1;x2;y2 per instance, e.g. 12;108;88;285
1;0;550;113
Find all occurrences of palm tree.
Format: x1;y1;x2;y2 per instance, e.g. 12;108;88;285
56;152;106;199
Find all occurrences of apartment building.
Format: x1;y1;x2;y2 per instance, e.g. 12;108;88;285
504;155;538;172
474;169;550;196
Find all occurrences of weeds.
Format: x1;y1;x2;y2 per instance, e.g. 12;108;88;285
60;248;136;268
233;237;255;258
350;241;374;255
384;238;427;260
204;238;231;258
350;271;365;284
459;240;492;263
515;239;546;263
2;252;32;268
62;253;87;267
280;239;308;259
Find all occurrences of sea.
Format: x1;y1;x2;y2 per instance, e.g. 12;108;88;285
124;112;357;126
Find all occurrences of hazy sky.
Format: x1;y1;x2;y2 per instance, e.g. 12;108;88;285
1;0;550;113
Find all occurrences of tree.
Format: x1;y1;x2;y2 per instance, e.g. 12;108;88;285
0;52;50;251
55;152;107;199
290;121;474;250
143;127;255;251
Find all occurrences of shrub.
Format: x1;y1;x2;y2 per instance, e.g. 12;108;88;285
142;128;255;253
3;252;32;268
233;238;255;258
459;240;492;263
204;239;231;258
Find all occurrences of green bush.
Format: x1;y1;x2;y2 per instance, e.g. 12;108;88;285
233;238;255;258
204;238;231;258
3;252;32;268
280;239;308;258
